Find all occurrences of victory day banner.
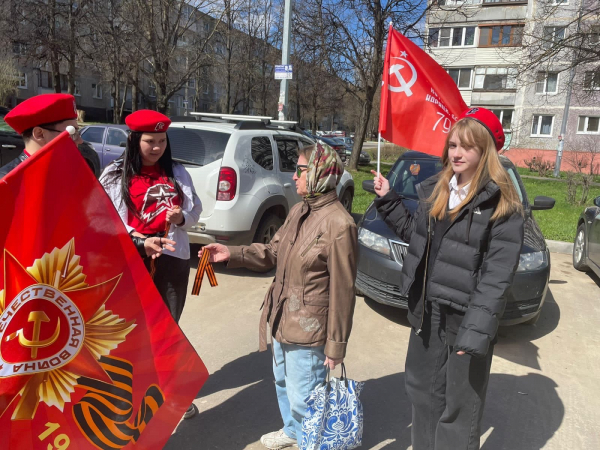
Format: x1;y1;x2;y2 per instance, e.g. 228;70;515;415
379;25;468;156
0;132;209;449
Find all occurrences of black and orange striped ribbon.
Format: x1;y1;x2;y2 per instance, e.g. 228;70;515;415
73;356;165;450
191;248;218;295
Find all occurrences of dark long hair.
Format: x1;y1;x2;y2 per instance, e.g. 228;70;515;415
108;131;183;219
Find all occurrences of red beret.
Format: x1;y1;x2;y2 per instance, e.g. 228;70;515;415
125;110;171;132
4;94;78;134
459;107;505;151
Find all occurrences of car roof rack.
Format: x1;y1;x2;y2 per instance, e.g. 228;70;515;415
184;112;307;134
190;112;272;121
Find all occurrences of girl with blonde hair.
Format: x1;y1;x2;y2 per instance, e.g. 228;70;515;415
372;107;524;450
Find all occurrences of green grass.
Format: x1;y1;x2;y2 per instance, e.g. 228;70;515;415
350;164;377;214
524;179;600;242
350;163;600;243
517;166;600;183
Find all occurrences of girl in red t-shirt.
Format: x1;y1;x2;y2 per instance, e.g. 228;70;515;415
100;111;202;419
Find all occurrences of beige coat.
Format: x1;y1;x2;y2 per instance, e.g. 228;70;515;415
227;190;358;359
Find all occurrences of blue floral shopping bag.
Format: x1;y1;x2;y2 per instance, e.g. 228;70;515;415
300;364;364;450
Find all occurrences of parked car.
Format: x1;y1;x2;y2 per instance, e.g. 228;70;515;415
340;137;354;146
345;148;372;165
573;195;600;278
167;118;355;245
1;107;100;176
80;124;129;169
0;107;25;166
357;150;556;325
303;132;346;162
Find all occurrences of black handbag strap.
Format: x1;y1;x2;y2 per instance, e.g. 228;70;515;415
324;363;349;391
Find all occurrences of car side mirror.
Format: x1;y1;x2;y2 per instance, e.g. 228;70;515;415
531;196;555;210
362;180;376;194
594;196;600;208
119;142;126;147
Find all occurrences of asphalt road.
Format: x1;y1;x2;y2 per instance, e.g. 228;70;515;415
166;251;600;450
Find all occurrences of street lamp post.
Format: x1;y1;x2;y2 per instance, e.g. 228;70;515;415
553;0;584;177
278;0;293;121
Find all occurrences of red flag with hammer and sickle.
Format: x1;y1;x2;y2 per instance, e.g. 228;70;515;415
379;24;468;156
0;132;208;449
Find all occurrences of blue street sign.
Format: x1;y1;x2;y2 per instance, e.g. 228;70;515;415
275;65;293;80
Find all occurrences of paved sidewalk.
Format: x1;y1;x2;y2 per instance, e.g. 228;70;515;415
167;252;600;450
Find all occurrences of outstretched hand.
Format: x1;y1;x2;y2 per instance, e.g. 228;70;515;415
199;243;231;263
370;170;390;197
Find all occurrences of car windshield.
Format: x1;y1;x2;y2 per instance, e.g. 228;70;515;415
388;158;443;199
168;128;231;166
505;166;525;203
388;157;526;204
0;114;15;134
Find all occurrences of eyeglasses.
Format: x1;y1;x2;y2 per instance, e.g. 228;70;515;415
40;126;80;141
295;164;308;177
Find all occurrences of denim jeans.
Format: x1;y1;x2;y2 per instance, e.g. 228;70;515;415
405;301;495;450
272;339;327;441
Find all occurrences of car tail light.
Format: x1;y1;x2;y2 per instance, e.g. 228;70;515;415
217;167;237;201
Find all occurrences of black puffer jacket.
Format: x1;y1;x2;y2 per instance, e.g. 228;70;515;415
374;175;524;357
0;152;28;179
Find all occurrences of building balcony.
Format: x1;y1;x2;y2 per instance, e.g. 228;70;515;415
471;90;516;106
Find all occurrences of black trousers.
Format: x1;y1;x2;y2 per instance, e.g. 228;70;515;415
405;301;494;450
143;254;190;324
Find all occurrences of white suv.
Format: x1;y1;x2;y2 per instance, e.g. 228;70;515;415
167;117;355;245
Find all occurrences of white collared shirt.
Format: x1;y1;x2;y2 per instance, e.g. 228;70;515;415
449;175;470;209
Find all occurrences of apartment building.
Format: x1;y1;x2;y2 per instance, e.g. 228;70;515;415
426;0;599;155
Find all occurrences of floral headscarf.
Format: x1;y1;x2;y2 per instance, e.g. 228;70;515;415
305;142;344;197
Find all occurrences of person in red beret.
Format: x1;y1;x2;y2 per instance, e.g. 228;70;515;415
370;107;524;450
99;110;202;419
0;94;83;178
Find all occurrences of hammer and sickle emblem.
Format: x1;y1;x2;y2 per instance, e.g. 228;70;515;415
6;311;61;359
388;57;418;97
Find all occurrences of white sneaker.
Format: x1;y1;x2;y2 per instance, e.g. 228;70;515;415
260;429;297;449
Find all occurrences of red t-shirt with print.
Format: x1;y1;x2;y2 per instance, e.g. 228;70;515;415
127;164;181;234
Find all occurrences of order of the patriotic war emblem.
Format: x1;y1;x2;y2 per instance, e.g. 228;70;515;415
0;240;165;449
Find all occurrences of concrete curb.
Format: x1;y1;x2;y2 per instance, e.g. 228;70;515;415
546;239;573;255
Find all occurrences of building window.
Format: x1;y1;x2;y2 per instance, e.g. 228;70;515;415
17;72;27;89
542;27;565;49
203;84;209;95
550;0;568;4
39;70;52;88
12;42;27;55
447;68;472;89
92;83;102;99
436;0;482;5
74;80;81;96
188;78;196;88
479;25;523;47
535;72;559;94
584;71;600;90
149;84;156;97
428;27;475;47
584;26;600;45
474;67;517;90
490;109;513;130
531;115;554;137
577;116;600;134
482;0;527;3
